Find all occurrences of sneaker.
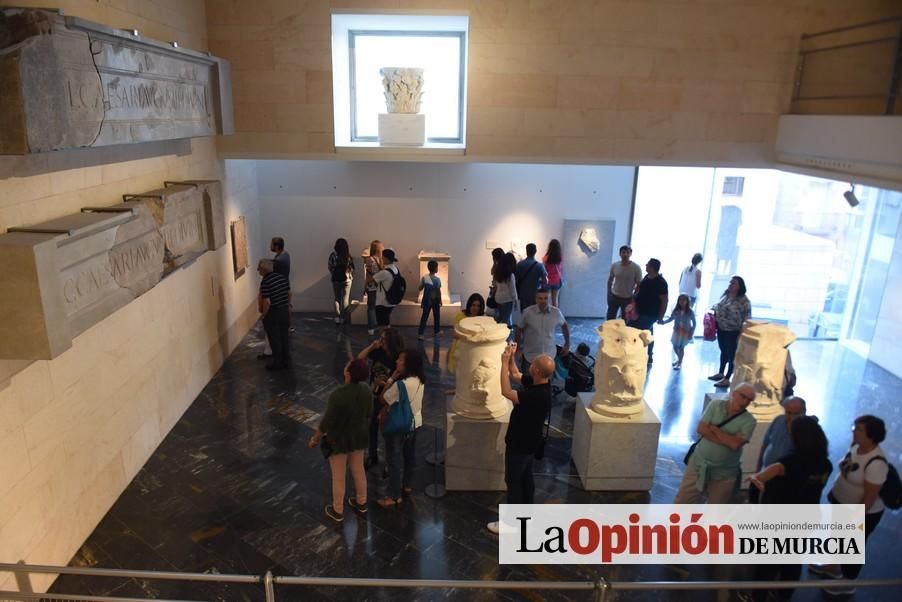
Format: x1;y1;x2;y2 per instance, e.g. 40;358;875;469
486;521;500;534
714;378;731;388
334;317;341;324
347;498;368;514
324;504;343;522
367;329;375;336
708;373;725;381
418;334;425;341
808;564;843;579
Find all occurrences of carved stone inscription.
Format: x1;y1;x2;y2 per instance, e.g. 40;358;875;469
0;179;223;360
0;8;233;154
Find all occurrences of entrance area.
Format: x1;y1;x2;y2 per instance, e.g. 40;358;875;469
631;166;901;347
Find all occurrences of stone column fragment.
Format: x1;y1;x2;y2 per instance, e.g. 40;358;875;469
450;316;511;419
590;319;653;417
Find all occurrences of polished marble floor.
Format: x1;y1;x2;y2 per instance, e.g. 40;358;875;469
51;317;902;601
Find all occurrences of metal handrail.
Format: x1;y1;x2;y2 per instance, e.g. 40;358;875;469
2;562;901;602
801;15;902;40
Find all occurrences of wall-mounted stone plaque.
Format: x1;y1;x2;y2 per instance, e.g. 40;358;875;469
0;8;234;154
0;179;224;360
230;216;249;278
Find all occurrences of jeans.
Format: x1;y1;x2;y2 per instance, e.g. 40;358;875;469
262;305;291;367
494;301;514;327
418;302;440;335
829;492;883;579
504;448;536;504
628;314;657;362
384;431;416;499
366;289;377;330
606;293;632;320
333;280;351;322
375;305;393;327
717;329;741;377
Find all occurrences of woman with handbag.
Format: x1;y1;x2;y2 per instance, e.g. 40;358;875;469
377;350;426;507
308;359;373;522
708;275;751;388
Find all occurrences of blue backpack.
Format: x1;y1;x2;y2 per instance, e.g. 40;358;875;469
383;380;415;434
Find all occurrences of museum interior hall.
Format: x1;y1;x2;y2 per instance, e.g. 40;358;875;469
1;1;902;601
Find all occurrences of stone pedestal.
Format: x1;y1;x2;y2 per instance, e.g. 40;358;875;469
703;393;780;488
572;393;661;490
417;251;452;305
445;407;511;491
378;113;425;146
348;296;461;326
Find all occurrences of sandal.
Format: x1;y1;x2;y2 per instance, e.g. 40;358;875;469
377;496;402;508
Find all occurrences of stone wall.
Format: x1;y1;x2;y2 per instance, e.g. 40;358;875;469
208;0;899;165
0;0;262;592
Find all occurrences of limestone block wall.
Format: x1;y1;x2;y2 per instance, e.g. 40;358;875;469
0;0;263;592
207;0;899;165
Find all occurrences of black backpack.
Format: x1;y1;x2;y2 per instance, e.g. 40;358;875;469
865;456;902;510
564;354;595;396
331;256;350;282
384;266;406;305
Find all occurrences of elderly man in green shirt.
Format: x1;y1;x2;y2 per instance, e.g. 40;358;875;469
675;383;757;503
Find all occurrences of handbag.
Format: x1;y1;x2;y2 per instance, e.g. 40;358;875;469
382;380;416;435
320;435;334;459
703;312;718;341
486;284;498;309
683;408;747;465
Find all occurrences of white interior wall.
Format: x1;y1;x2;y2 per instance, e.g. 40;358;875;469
257;161;635;313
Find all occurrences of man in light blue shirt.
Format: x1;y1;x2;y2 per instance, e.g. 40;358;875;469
515;288;569;369
515;243;548;310
757;396;809;471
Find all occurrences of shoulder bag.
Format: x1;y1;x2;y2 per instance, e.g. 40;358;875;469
683;408;747;465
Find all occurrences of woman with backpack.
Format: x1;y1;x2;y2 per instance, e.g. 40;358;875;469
328;238;355;324
377;349;425;507
810;415;893;595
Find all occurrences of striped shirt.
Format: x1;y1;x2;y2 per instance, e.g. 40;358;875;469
260;272;290;307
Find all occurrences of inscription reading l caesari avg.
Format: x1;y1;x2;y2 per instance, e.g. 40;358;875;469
109;235;165;282
67;79;208;113
161;213;202;252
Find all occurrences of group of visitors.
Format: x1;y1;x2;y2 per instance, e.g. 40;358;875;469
606;247;751;387
488;240;564;327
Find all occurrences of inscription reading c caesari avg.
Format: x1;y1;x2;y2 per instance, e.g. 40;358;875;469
67;79;208;113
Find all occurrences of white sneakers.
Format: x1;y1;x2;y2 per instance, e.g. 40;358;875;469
486;521;499;535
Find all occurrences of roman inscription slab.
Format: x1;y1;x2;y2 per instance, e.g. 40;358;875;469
0;8;234;154
0;179;224;360
230;216;248;278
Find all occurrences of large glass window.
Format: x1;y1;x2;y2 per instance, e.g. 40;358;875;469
350;32;464;142
632;167;897;341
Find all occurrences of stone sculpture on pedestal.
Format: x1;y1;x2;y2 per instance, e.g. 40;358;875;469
730;321;796;416
590;319;653;417
378;67;426;145
450;316;511;419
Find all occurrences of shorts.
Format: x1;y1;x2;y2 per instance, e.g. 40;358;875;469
548;282;563;291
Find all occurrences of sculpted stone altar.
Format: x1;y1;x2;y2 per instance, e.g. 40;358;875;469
590;320;653;416
450;317;511;419
0;181;224;359
0;8;233;154
730;321;796;416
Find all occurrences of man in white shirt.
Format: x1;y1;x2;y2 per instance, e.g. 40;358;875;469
607;245;643;320
371;249;400;328
515;288;570;370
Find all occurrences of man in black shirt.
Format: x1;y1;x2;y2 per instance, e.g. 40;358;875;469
629;257;668;365
487;344;553;535
258;259;292;371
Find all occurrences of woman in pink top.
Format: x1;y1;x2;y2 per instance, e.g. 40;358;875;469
543;239;564;307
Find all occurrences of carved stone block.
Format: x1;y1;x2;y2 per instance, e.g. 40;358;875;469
590;320;653;417
729;320;796;416
0;8;233;154
450;316;512;419
0;180;223;359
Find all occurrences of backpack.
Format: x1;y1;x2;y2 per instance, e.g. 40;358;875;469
864;456;902;510
330;255;350;282
383;265;406;305
383;380;415;434
565;353;595;396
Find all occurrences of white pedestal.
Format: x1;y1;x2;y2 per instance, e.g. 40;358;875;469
703;393;779;487
572;393;661;490
349;295;462;326
378;113;425;146
445;407;511;491
417;251;452;305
